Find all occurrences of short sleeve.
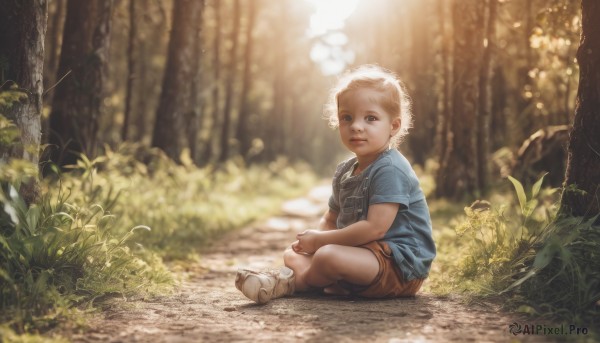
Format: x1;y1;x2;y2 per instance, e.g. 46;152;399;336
369;165;412;207
328;159;352;213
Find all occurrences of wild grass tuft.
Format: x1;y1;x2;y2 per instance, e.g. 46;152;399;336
430;173;599;328
428;174;559;295
53;144;317;260
0;175;172;334
503;214;600;325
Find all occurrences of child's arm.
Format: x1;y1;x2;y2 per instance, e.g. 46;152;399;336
293;202;400;254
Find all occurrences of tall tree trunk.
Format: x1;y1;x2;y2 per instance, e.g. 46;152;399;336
476;0;497;194
0;0;47;203
219;0;241;162
560;0;600;219
134;38;148;142
436;0;485;199
151;0;203;162
407;0;436;166
203;0;221;163
265;2;288;160
48;0;114;167
44;0;65;103
434;0;452;169
516;0;535;141
236;0;258;159
188;0;205;163
122;0;137;141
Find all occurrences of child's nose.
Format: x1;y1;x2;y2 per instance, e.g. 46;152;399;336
350;121;363;131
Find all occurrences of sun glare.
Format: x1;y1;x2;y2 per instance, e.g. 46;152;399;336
305;0;360;75
305;0;360;36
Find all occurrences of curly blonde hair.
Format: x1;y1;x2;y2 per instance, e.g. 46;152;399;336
324;65;413;148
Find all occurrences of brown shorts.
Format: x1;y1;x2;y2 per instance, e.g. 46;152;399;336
339;241;424;298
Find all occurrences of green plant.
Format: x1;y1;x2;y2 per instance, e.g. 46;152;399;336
1;142;318;335
504;212;600;325
449;174;559;293
448;173;599;326
53;144;318;260
0;178;172;333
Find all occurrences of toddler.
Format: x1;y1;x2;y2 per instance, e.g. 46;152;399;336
236;65;436;303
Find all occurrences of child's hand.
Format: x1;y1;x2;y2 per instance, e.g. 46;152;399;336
291;240;310;255
293;230;322;255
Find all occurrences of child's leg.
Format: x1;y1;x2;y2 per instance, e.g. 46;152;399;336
283;246;314;291
284;244;379;291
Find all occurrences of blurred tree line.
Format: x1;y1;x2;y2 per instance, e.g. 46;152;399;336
41;0;338;171
1;0;598;214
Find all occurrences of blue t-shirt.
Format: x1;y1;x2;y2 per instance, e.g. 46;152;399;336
328;149;436;281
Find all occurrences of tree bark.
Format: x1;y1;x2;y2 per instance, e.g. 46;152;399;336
44;0;65;102
0;0;47;203
235;0;259;159
134;38;148;142
48;0;114;167
202;0;221;163
407;0;436;166
516;0;535;140
560;0;600;219
187;0;205;163
151;0;203;162
219;0;241;162
122;0;137;141
265;2;288;160
436;0;485;199
434;0;452;170
476;0;497;194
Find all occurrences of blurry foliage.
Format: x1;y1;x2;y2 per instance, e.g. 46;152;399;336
528;0;580;125
54;143;318;259
0;325;68;343
0;85;28;148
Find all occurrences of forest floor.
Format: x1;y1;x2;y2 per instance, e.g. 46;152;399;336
56;184;561;343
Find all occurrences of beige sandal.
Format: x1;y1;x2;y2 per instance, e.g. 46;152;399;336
235;267;295;304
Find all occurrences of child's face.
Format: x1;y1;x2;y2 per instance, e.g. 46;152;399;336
337;87;400;162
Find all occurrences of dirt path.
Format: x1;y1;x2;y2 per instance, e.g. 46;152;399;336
63;185;555;343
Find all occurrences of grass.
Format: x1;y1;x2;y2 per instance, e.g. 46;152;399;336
426;172;599;332
51;144;318;259
1;143;318;338
0;169;173;335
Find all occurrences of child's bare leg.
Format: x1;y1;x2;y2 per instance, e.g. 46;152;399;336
284;244;379;293
283;246;314;291
303;244;379;289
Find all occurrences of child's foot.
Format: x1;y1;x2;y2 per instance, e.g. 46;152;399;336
235;267;295;304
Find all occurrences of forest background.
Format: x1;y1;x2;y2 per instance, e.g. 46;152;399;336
1;0;599;339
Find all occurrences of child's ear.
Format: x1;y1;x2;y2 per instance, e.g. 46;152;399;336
391;118;401;135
